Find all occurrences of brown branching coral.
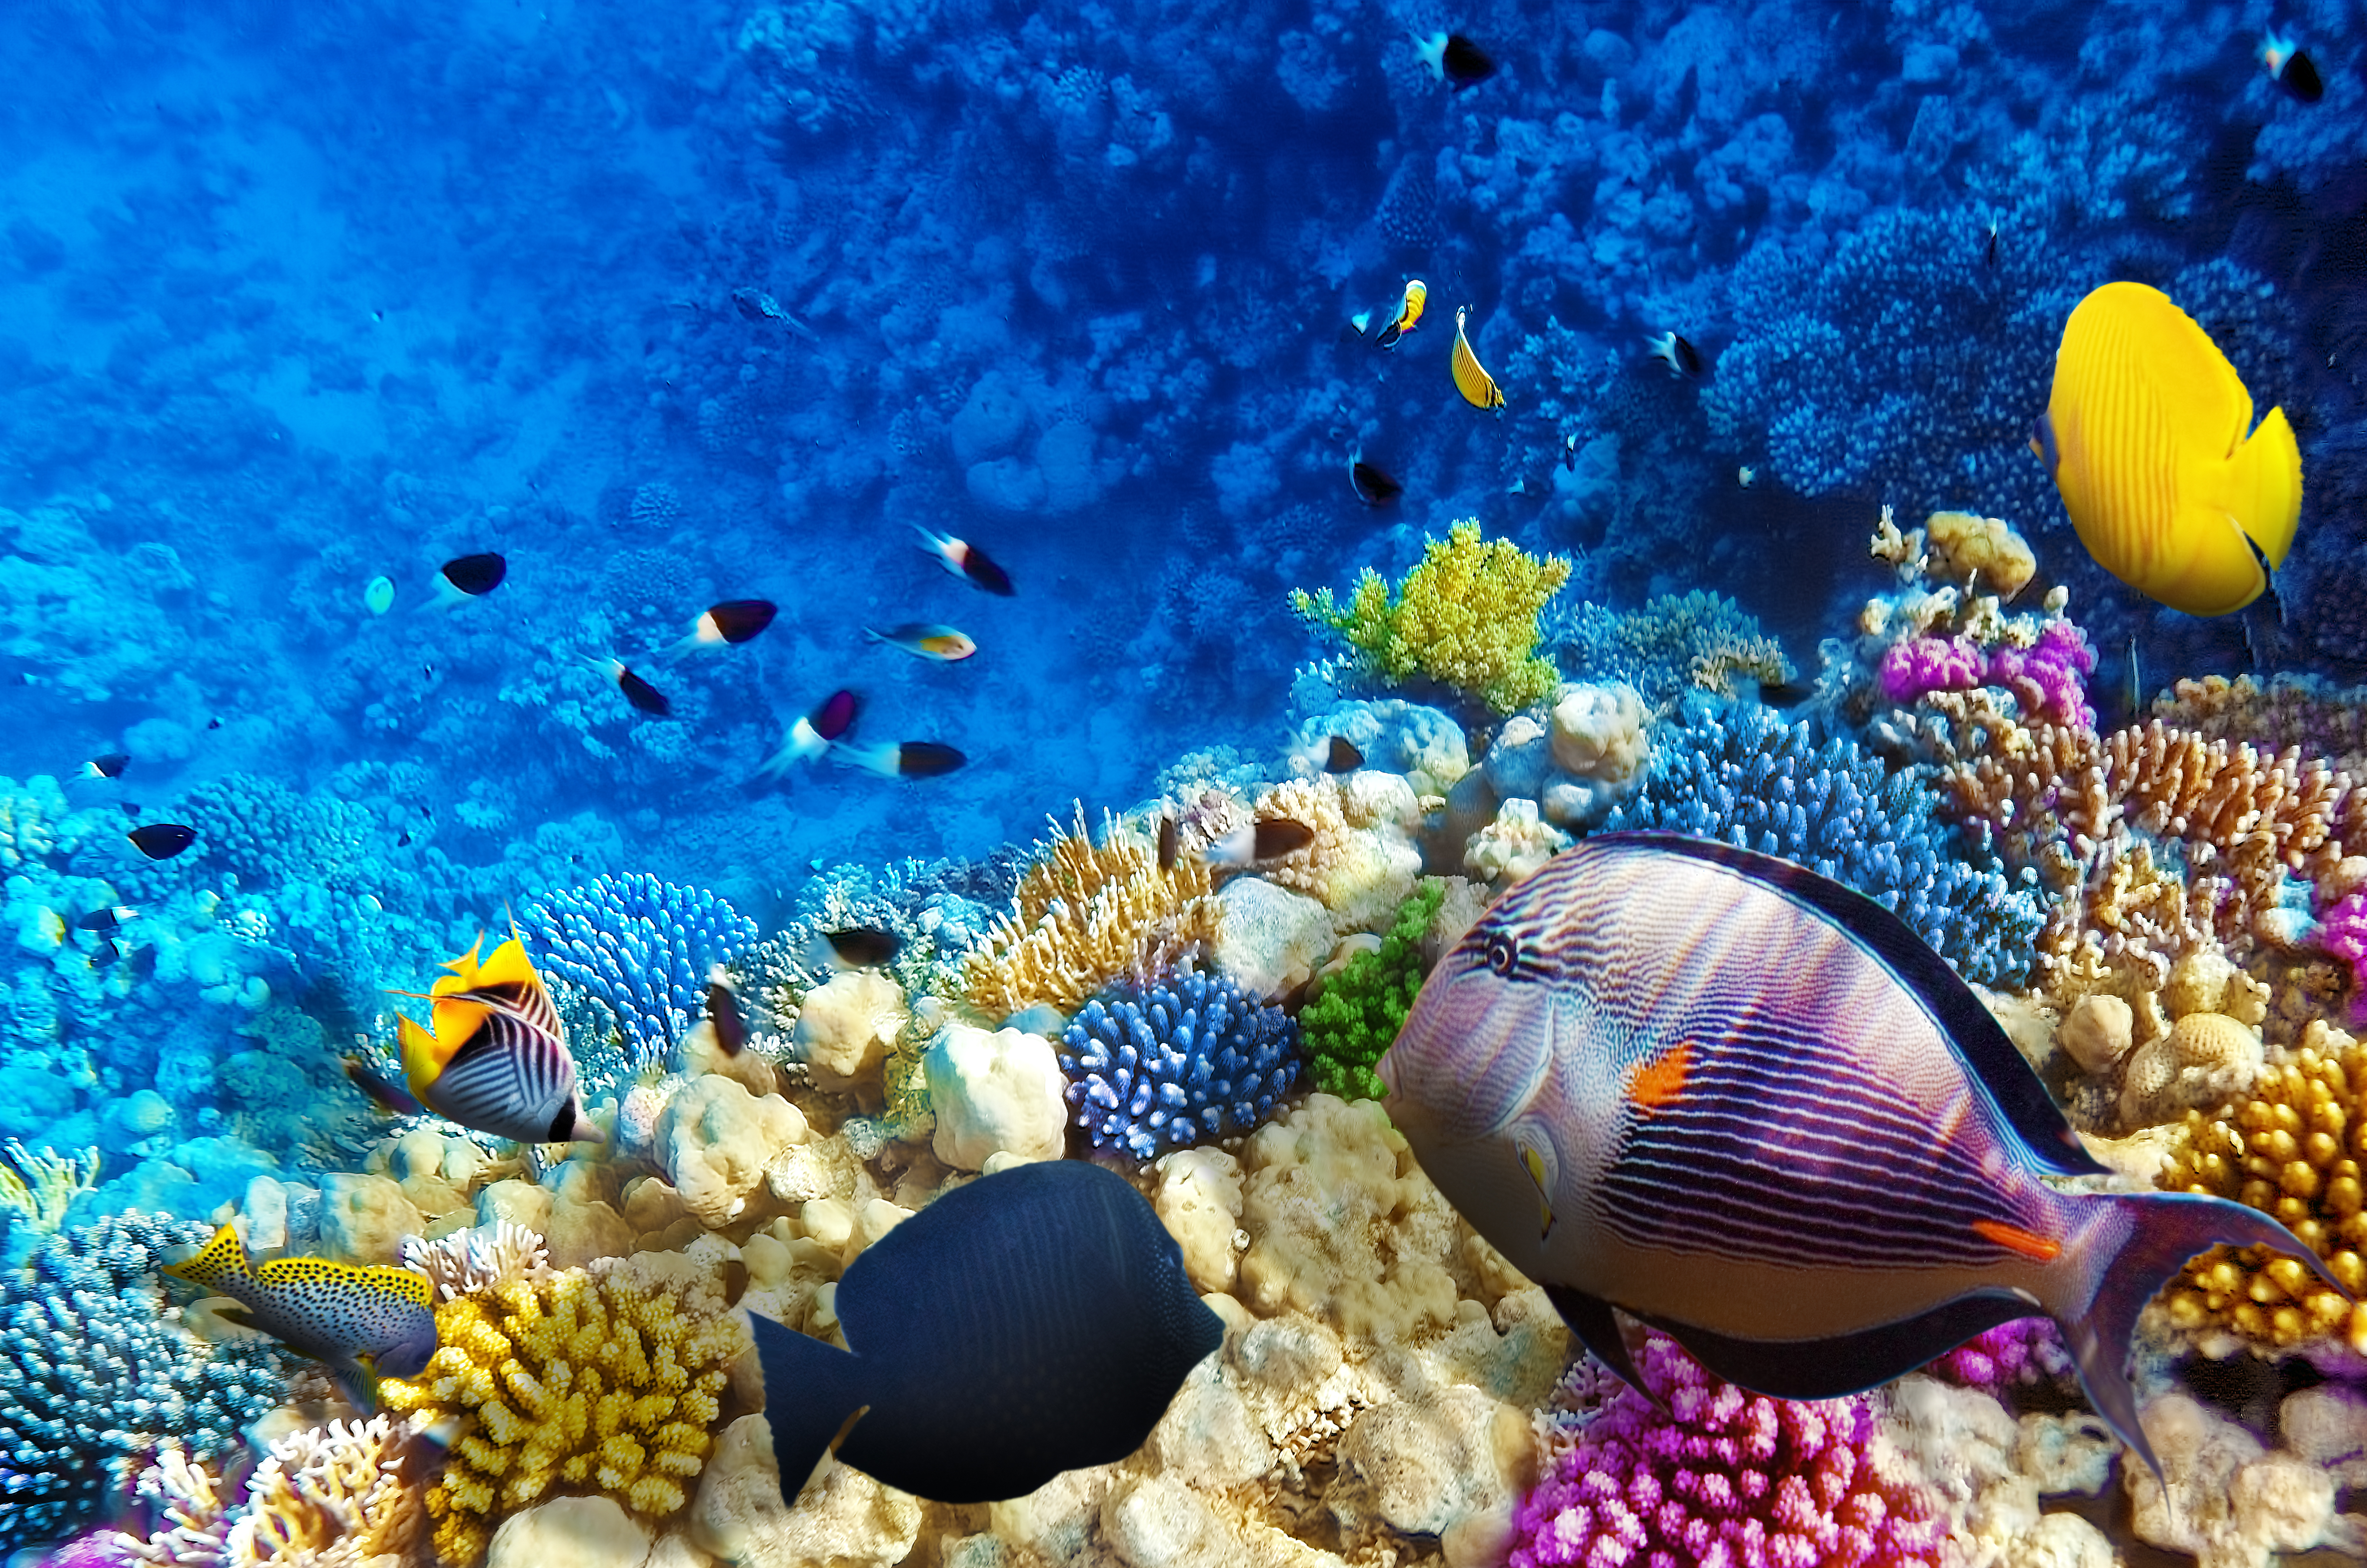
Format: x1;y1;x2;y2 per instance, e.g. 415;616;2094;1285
960;802;1220;1019
114;1415;428;1567
2158;1022;2367;1353
2152;674;2367;778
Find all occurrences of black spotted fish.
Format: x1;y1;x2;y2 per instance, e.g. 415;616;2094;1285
393;930;604;1146
162;1223;438;1412
749;1158;1222;1503
1380;832;2342;1485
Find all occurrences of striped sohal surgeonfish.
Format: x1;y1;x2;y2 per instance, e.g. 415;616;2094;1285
1380;833;2342;1485
162;1222;437;1412
393;929;604;1146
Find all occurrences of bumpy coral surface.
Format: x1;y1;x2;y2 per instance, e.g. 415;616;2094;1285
378;1252;745;1566
1299;881;1442;1103
1512;1334;1946;1568
1059;970;1299;1160
1292;521;1572;714
521;873;761;1079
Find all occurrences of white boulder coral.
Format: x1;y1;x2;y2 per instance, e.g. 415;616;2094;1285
923;1024;1068;1170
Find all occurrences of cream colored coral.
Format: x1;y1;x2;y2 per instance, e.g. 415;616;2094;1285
116;1416;430;1568
1463;797;1571;886
2059;994;2135;1075
1923;510;2037;600
2119;1012;2264;1129
2127;1393;2339;1567
792;970;906;1094
688;1414;920;1568
962;802;1220;1019
401;1221;550;1303
1252;775;1421;932
653;1076;810;1227
1154;1147;1246;1295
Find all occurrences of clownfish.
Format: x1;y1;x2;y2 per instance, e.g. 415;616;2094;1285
391;930;604;1147
2034;281;2302;618
162;1223;438;1413
1382;834;2341;1494
756;688;861;779
915;525;1015;595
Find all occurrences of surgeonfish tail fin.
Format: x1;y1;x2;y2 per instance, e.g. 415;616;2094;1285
2069;1193;2346;1489
748;1311;867;1502
163;1222;249;1288
2223;403;2303;573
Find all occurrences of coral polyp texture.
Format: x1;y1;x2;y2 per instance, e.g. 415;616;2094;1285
521;873;761;1075
1059;969;1300;1160
376;1252;744;1566
961;803;1220;1020
1291;520;1572;715
112;1411;427;1566
1298;881;1443;1103
1512;1334;1946;1568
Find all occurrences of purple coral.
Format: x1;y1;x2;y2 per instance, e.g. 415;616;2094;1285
2319;891;2367;1022
1511;1333;1945;1568
1878;621;2096;731
1923;1316;2070;1395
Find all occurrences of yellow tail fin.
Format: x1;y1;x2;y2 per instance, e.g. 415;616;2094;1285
161;1222;248;1287
2223;404;2303;570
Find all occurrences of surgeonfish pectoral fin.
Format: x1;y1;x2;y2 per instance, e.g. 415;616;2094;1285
2072;1192;2348;1494
747;1311;869;1502
1541;1284;1664;1413
2222;403;2303;573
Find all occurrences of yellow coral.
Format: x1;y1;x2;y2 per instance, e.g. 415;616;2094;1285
379;1254;745;1567
961;802;1220;1019
2158;1021;2367;1353
1291;520;1570;714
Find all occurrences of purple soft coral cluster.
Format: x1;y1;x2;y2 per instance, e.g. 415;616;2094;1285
1879;620;2098;731
1923;1316;2071;1395
2319;891;2367;1022
1511;1334;1944;1568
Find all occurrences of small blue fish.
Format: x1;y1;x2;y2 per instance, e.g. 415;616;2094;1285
161;1223;438;1412
750;1159;1221;1502
1381;833;2342;1487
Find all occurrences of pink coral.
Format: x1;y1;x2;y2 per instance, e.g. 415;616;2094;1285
1878;635;1984;706
1923;1316;2070;1394
2320;891;2367;1021
1879;622;2097;731
1512;1334;1944;1568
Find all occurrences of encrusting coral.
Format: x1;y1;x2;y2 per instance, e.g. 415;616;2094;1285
960;802;1219;1020
377;1250;746;1566
1291;520;1571;715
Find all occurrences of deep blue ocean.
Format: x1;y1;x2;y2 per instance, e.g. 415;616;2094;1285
3;0;2366;1563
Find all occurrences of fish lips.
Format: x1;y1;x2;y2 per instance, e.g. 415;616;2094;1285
1381;959;1558;1142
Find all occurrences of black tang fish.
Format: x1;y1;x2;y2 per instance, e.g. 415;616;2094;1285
128;823;196;860
1380;833;2342;1488
749;1159;1222;1502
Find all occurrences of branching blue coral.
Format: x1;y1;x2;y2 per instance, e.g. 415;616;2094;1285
0;1213;286;1554
1059;971;1300;1160
1602;698;2044;986
520;873;759;1080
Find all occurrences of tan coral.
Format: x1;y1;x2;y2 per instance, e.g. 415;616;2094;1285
1922;510;2037;600
2157;1021;2367;1353
2151;673;2367;779
116;1415;428;1568
2118;1012;2265;1129
1250;776;1420;931
960;802;1220;1019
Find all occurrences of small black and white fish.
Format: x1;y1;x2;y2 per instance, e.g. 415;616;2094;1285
1324;736;1364;773
82;752;129;781
2261;29;2323;103
1207;817;1316;867
757;688;861;779
1646;330;1704;380
670;599;778;656
707;966;749;1057
1415;31;1497;89
588;656;672;717
75;906;138;932
915;525;1015;596
427;552;506;609
833;740;966;778
1349;451;1403;507
1157;813;1179;872
750;1159;1223;1502
813;927;901;970
392;931;603;1146
1560;432;1578;471
128;823;196;860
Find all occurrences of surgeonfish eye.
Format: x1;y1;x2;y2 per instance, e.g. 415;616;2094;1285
1484;932;1519;976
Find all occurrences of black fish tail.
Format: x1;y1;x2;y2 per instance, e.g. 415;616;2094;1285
749;1311;868;1500
2067;1193;2345;1487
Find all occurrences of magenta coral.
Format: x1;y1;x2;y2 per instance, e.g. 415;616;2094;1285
1511;1334;1945;1568
1877;635;1984;707
1922;1316;2070;1395
2320;891;2367;1022
1878;621;2097;731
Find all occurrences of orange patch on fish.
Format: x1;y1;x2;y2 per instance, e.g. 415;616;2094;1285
1628;1042;1690;1112
1971;1218;2061;1262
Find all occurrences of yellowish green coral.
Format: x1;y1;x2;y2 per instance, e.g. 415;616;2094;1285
1291;520;1570;714
379;1254;744;1566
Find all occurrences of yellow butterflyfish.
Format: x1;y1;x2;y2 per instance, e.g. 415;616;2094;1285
2033;281;2301;618
1451;305;1505;410
390;929;604;1146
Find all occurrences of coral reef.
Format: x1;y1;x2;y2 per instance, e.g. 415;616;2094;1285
1059;970;1300;1161
1291;522;1572;715
521;874;761;1082
1546;592;1793;714
112;1412;427;1566
1297;882;1443;1103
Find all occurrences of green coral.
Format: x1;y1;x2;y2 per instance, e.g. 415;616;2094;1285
1300;882;1445;1102
1291;521;1571;715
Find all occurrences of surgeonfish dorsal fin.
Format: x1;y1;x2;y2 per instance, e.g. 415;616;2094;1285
162;1222;250;1287
1594;833;2110;1179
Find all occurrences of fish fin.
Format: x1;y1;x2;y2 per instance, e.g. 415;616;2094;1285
1376;323;1402;350
2067;1193;2346;1491
328;1352;380;1415
1596;834;2108;1178
397;1011;460;1088
1542;1284;1664;1414
2222;403;2302;572
748;1311;868;1503
1631;1292;2041;1401
211;1305;259;1329
162;1222;249;1287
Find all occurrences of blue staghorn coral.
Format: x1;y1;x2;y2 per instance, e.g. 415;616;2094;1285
520;873;760;1081
0;1213;286;1554
1059;971;1300;1161
1603;697;2045;987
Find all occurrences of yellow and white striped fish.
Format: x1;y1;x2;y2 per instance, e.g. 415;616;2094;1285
162;1222;437;1412
393;930;604;1146
1382;833;2340;1489
1451;305;1504;409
